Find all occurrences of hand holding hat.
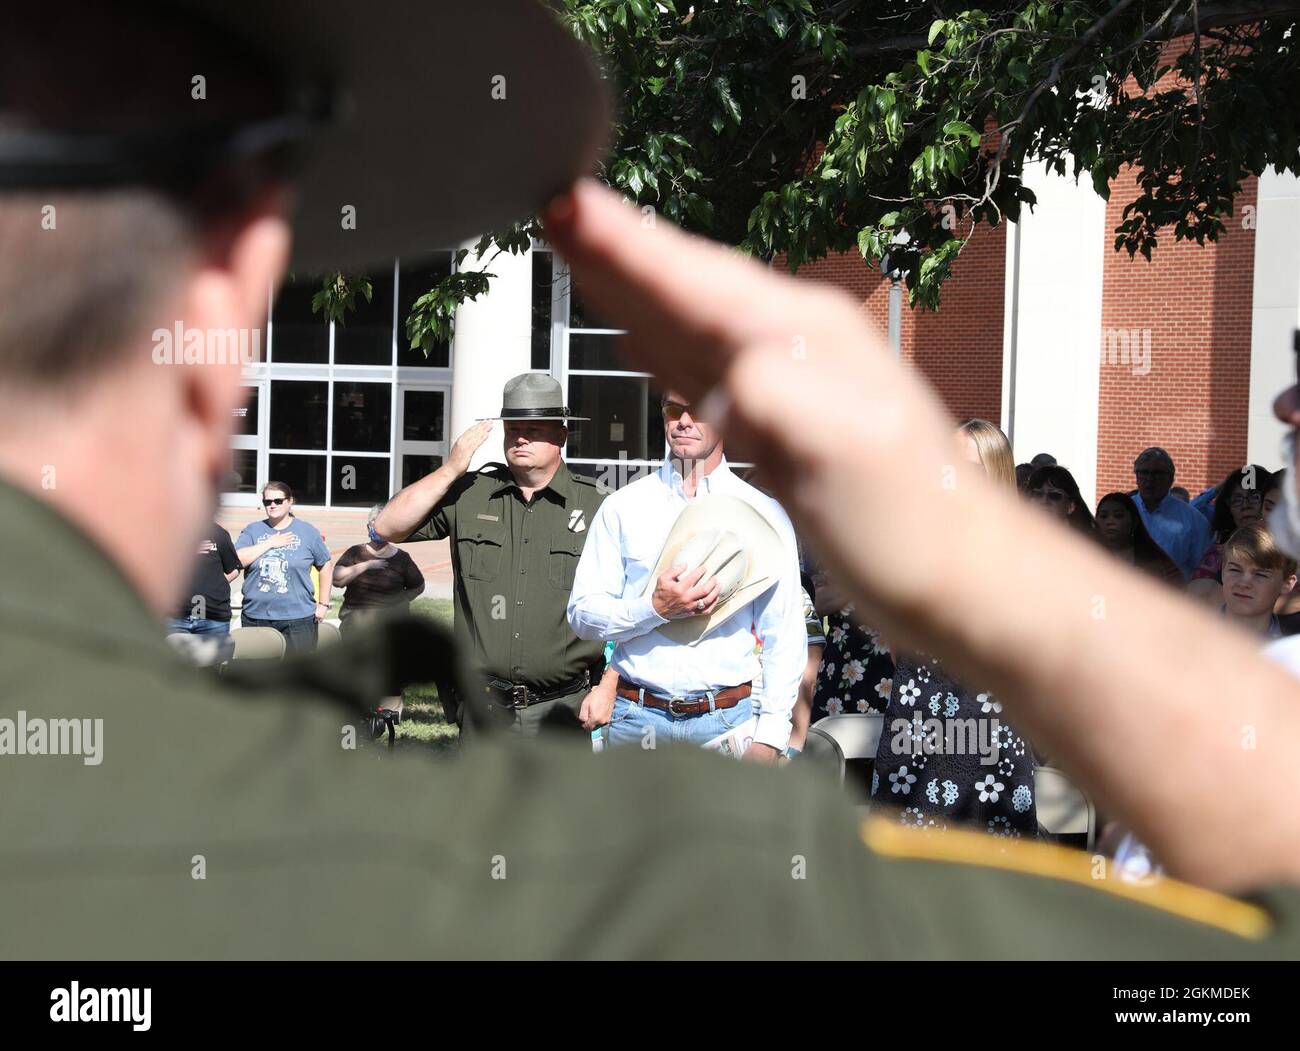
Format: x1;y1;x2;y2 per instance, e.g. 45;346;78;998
646;495;786;645
651;563;723;621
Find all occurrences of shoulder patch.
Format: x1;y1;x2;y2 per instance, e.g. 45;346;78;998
861;816;1271;941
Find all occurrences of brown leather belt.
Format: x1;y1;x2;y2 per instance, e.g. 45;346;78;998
615;676;751;717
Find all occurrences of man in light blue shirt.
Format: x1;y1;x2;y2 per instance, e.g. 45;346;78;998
567;391;805;761
1130;447;1212;579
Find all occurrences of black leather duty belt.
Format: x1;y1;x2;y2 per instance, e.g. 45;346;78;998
482;669;593;710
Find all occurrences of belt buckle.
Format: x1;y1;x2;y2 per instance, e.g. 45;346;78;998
510;684;529;710
667;697;693;717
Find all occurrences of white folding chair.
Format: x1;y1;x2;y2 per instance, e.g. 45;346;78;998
800;726;846;786
316;620;342;649
227;626;286;660
1034;766;1096;850
807;713;885;805
810;713;885;760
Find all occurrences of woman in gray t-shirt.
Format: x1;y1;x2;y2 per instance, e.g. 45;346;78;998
235;481;334;652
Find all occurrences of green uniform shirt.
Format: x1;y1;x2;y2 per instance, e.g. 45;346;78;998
3;475;1300;959
409;460;605;691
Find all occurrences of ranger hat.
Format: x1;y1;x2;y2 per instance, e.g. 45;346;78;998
481;373;589;423
0;1;610;272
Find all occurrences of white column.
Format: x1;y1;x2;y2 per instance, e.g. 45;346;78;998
1246;170;1300;470
448;240;534;470
1002;161;1106;504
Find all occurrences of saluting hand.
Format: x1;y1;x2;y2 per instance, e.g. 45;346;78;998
448;419;495;474
651;564;721;620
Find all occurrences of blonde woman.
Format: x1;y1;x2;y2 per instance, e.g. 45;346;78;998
957;418;1016;490
871;420;1039;838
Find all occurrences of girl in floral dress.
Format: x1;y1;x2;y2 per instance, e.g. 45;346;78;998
870;420;1038;838
871;653;1037;837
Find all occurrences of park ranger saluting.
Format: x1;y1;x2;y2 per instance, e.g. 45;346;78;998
375;374;616;737
8;0;1300;966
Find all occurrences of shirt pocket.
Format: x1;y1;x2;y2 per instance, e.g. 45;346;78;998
458;523;504;581
548;532;583;591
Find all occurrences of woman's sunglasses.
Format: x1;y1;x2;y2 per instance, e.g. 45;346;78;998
263;497;288;507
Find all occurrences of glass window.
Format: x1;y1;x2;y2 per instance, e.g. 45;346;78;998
401;453;444;490
570;287;616;331
568;332;628;372
232;386;260;436
332;382;391;453
532;250;552;371
331;456;392;508
270;381;328;450
271;275;329;364
227;449;258;494
397;254;453;367
403;389;445;442
567;375;663;461
268;454;327;506
333;269;395;366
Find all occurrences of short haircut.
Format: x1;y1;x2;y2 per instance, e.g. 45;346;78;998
1223;525;1297;577
1;4;293;390
1135;447;1175;475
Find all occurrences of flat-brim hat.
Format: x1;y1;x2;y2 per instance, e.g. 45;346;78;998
644;495;787;646
480;373;589;423
1;1;610;273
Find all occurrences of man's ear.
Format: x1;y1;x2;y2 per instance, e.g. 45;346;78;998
179;206;291;484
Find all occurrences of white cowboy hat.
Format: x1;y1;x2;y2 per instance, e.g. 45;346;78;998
644;495;787;646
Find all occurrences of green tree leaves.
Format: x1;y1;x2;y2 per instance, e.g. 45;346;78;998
346;1;1300;350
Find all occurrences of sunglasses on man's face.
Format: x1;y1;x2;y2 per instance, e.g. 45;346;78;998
263;497;287;507
662;401;693;421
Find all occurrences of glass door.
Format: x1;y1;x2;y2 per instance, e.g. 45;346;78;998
396;384;450;490
224;381;266;507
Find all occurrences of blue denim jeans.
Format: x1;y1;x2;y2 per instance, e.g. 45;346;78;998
239;614;318;653
165;616;231;636
606;694;753;750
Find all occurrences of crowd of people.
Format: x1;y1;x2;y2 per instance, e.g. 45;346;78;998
167;376;1296;875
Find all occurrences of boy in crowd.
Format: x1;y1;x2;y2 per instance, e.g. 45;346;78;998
1221;525;1297;639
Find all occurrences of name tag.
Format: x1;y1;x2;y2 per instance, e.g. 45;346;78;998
476;513;499;522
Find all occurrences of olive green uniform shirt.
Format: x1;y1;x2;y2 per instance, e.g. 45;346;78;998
3;476;1300;959
409;461;605;691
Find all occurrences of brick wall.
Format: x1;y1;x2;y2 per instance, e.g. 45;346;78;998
1093;37;1258;502
776;217;1007;424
